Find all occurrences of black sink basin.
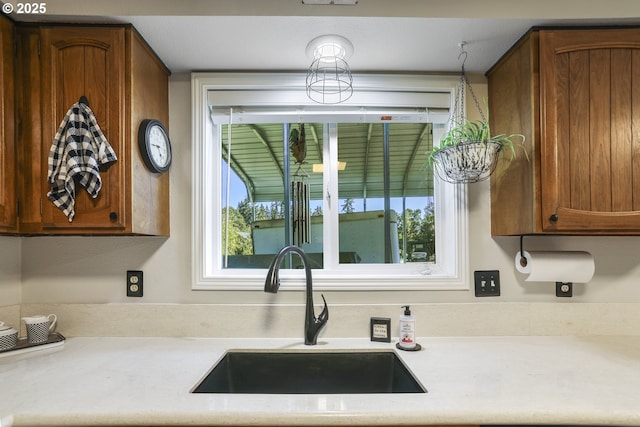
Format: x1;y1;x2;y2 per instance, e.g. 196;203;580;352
192;350;426;394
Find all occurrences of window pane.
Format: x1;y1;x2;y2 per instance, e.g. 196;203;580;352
337;123;435;264
220;123;284;269
220;123;325;269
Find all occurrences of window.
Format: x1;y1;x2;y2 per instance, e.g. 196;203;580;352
192;73;468;290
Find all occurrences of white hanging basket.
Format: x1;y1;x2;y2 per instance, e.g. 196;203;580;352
431;140;503;184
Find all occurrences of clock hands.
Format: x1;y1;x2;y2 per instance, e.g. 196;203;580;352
150;143;168;164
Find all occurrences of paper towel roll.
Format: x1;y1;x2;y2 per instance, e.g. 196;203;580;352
515;250;595;283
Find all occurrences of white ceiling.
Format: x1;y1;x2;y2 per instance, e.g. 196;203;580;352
121;15;545;73
4;0;640;74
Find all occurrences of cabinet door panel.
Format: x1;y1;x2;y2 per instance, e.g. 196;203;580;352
15;27;42;233
632;51;640;210
0;16;16;232
40;27;125;230
611;49;633;212
541;29;640;232
588;49;612;213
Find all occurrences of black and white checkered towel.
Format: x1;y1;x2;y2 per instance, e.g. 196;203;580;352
47;102;118;221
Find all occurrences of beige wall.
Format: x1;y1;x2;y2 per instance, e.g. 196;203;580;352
0;1;636;337
11;73;640;308
0;237;21;304
0;236;22;327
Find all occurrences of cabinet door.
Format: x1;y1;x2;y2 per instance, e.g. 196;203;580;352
0;16;16;232
40;26;126;230
540;29;640;232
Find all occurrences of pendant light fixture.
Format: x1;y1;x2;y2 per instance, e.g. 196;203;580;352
305;34;354;104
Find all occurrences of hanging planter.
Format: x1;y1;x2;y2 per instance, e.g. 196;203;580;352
429;117;525;184
428;44;526;184
431;139;502;184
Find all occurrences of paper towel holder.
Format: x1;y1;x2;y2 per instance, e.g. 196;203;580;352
519;235;528;268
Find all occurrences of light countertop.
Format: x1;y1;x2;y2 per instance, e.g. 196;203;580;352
1;336;640;426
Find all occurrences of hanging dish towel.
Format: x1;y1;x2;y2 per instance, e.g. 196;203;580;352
47;102;118;222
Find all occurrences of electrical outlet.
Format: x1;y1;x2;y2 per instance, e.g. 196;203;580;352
126;270;143;297
474;270;500;297
556;281;573;297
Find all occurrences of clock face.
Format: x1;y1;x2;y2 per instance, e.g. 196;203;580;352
138;119;172;173
148;124;171;168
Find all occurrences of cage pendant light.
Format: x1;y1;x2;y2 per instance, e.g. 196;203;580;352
305;35;354;104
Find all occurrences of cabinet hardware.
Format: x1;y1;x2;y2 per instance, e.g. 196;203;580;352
549;214;558;222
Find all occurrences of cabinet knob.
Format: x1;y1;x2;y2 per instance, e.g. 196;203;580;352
109;212;118;221
549;214;558;222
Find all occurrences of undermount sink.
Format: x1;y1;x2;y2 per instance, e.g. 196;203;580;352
191;349;426;394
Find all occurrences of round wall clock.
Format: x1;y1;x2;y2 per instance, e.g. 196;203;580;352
138;119;172;173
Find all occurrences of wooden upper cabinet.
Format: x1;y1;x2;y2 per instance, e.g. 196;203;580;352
40;26;126;230
489;27;640;235
0;15;16;233
16;24;170;235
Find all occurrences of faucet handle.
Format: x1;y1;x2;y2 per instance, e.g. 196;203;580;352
317;294;329;324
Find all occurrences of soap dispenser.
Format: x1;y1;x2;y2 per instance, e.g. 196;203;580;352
398;305;417;350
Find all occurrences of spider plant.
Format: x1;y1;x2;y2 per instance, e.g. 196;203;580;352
428;116;527;166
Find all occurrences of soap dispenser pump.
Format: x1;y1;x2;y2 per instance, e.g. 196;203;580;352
398;305;417;350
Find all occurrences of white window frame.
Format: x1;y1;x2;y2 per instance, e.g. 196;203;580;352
192;72;468;291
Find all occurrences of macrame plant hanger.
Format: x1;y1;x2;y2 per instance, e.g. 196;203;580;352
289;123;311;246
431;42;502;184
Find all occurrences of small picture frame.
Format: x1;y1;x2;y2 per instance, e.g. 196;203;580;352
370;317;391;343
